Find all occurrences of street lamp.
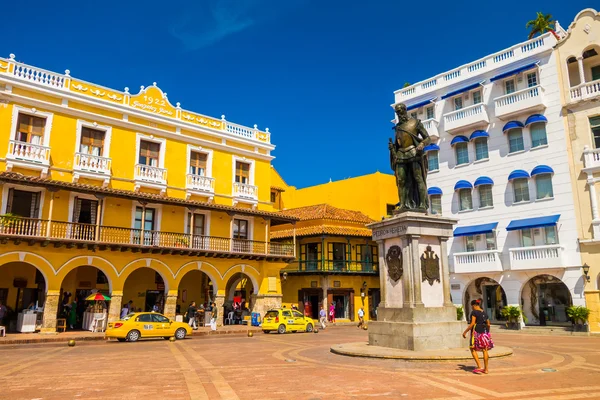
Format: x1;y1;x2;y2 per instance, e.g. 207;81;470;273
582;263;591;283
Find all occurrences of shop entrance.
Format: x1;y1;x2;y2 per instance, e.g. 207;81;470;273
225;273;255;325
177;269;214;321
298;289;322;319
328;289;354;321
522;274;572;326
0;261;47;333
123;268;166;314
464;277;507;322
368;289;380;320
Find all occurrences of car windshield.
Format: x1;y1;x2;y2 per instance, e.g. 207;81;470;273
122;313;135;321
265;310;279;318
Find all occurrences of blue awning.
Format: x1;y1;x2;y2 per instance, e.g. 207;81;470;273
454;180;473;190
450;135;469;146
506;214;560;231
470;130;489;140
406;98;435;111
474;176;494;187
454;222;498;237
424;144;439;152
428;187;443;196
490;63;539;82
525;114;548;126
503;121;525;133
441;81;484;100
531;165;554;176
508;169;530;180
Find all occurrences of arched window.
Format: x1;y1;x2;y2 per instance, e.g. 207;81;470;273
459;189;473;211
430;194;442;215
455;143;469;165
428;150;439;171
513;178;530;203
478;185;493;208
526;114;549;148
535;174;553;199
474;138;488;161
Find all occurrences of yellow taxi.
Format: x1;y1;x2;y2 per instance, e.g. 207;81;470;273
105;312;192;342
262;308;314;334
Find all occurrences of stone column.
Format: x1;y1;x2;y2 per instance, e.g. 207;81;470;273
108;292;123;322
588;177;599;220
411;235;424;307
251;294;282;317
163;290;178;319
439;237;454;307
402;236;414;308
214;294;225;327
40;290;60;334
577;56;586;86
376;240;386;308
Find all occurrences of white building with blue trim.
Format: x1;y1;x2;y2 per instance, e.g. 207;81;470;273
393;30;586;327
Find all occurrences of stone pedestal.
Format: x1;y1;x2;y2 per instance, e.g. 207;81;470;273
40;290;60;334
108;293;123;322
367;212;464;351
163;290;178;319
214;295;225;327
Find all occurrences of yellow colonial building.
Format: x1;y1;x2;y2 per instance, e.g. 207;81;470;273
271;204;380;322
555;8;600;332
0;53;297;333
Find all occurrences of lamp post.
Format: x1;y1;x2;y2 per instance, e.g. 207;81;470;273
582;263;591;283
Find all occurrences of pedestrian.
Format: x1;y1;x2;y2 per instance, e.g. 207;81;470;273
319;306;327;330
329;302;335;323
152;303;160;313
68;300;77;330
210;302;218;331
120;303;130;319
462;299;493;374
0;300;7;327
357;307;365;329
187;301;198;330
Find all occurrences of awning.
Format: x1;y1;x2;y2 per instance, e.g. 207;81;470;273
490;62;539;82
450;135;469;146
428;187;443;196
441;81;484;100
531;165;554;176
424;144;440;152
454;222;498;237
508;169;530;180
506;214;560;231
406;98;435;111
503;121;524;133
470;130;489;140
525;114;548;126
454;180;473;190
474;176;494;187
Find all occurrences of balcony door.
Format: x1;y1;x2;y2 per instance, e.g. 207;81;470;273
134;206;156;245
4;189;42;236
232;218;250;252
79;127;105;156
187;213;206;249
189;151;207;176
235;161;250;184
139;140;160;167
304;243;320;271
71;197;98;240
15;114;45;145
328;243;347;271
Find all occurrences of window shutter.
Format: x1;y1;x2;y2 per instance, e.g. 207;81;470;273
72;197;81;222
6;188;14;214
30;192;41;218
89;200;98;225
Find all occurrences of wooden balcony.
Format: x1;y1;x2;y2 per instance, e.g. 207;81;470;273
282;259;379;275
0;216;294;260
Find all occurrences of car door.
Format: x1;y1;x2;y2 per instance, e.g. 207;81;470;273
135;313;157;337
152;313;172;335
281;310;294;329
292;310;306;331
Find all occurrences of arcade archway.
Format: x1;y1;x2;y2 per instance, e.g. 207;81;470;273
463;277;507;322
521;274;572;326
122;267;167;313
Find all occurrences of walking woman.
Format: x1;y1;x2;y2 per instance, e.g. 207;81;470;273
462;299;493;374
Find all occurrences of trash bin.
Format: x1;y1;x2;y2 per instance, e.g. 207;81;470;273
251;312;261;327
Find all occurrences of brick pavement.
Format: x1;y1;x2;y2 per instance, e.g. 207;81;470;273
0;326;599;399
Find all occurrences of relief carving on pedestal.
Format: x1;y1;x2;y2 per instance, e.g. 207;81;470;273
420;245;440;286
385;245;403;282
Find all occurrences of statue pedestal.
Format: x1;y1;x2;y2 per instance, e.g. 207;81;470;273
367;212;464;351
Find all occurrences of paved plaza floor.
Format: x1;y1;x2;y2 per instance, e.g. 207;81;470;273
1;326;599;400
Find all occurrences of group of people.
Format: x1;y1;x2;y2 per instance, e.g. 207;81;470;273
186;301;218;331
316;304;366;330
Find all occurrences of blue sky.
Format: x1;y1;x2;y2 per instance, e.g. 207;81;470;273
1;0;592;188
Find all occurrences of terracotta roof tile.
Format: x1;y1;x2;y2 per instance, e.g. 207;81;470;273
277;204;373;224
0;172;298;223
270;225;372;239
270;186;286;192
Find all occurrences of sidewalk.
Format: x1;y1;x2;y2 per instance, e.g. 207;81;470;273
0;324;262;346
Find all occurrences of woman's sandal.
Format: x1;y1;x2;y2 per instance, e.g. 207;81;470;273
472;368;484;374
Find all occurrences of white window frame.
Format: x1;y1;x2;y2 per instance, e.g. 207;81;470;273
478;185;494;208
135;133;166;168
184;210;211;236
535;174;554;200
428;150;439;172
520;226;558;247
454;96;463;111
455;142;469;165
504;79;516;94
74;119;112;158
231;215;254;241
474;137;489;161
130;202;162;232
9;105;54;147
458;189;473;212
512;178;530;203
507;129;525;153
232;156;256;186
426;106;434;120
526;72;538;88
429;194;442;215
186;145;214;177
67;192;104;224
0;184;45;217
472;90;482;105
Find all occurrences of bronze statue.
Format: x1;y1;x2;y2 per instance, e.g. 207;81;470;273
388;103;431;212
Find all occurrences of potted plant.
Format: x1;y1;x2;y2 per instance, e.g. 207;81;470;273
0;213;18;234
566;305;590;332
456;305;464;321
501;305;526;330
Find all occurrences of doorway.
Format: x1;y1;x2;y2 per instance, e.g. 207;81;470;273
483;284;507;321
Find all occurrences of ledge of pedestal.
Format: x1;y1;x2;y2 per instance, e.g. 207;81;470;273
330;342;513;361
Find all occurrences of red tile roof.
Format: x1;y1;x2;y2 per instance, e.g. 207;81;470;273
277;204;373;224
270;225;373;239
